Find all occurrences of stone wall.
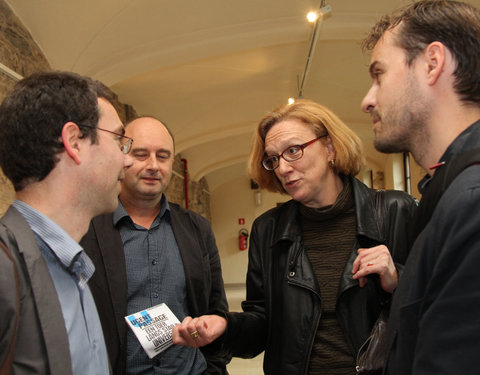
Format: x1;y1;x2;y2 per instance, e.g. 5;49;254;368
0;0;51;214
0;1;50;79
0;0;211;219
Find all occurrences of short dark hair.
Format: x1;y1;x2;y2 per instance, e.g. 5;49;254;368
0;70;117;191
362;0;480;105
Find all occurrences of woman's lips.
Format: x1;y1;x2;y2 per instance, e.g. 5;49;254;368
285;179;298;189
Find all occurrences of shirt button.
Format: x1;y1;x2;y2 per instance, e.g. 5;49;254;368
151;259;157;265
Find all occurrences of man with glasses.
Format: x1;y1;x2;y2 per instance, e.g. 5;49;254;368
0;71;132;374
80;116;229;375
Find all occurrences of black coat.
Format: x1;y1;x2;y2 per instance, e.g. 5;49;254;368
222;177;417;375
80;201;230;375
385;121;480;375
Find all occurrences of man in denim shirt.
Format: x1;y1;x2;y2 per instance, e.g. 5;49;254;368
81;116;229;375
0;71;132;374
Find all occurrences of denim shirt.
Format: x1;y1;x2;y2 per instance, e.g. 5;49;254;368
115;196;206;375
13;200;110;375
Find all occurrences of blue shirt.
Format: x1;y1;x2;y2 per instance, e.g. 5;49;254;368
115;196;206;375
13;200;110;375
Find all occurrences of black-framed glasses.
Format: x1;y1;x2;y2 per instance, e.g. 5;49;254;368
262;133;328;171
77;124;133;154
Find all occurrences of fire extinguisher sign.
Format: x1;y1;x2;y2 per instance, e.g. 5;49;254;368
238;218;245;225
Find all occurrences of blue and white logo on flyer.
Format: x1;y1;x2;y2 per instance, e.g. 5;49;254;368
125;303;181;358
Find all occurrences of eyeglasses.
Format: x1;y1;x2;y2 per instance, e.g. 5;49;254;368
261;133;328;171
77;124;133;154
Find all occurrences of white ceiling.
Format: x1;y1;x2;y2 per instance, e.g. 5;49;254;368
6;0;480;192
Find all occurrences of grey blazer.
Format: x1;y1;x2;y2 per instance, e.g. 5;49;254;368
0;206;73;375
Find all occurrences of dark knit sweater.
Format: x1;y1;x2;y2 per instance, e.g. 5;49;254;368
300;177;357;375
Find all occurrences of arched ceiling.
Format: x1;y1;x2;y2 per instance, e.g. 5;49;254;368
6;0;480;192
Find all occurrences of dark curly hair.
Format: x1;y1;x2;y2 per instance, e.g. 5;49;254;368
362;0;480;105
0;70;116;191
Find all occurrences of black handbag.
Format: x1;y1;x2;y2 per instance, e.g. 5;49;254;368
355;307;389;374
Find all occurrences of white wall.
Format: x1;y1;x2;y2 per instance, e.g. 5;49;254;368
210;175;288;285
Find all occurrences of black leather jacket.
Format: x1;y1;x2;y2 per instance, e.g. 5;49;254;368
223;177;417;375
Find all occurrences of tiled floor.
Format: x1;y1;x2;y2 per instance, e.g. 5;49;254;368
228;356;264;375
225;285;264;375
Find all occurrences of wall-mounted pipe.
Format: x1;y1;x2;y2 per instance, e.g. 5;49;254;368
181;158;189;209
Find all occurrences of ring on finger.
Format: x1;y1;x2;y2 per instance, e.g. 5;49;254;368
190;330;200;339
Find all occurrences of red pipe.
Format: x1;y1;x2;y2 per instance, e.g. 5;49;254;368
181;158;189;209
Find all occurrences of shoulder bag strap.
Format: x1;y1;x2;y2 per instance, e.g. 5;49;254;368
412;148;480;239
375;189;384;238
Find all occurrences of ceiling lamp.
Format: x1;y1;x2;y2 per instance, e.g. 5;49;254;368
306;11;319;23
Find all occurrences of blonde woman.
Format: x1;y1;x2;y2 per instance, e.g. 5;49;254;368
174;100;416;375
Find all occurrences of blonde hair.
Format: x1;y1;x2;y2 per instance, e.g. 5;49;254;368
248;99;365;193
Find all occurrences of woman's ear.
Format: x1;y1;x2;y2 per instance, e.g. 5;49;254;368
61;122;83;165
326;135;336;161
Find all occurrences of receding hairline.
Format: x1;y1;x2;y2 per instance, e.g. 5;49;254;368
125;115;175;152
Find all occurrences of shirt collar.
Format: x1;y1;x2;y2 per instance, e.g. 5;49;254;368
113;194;170;227
12;200;94;284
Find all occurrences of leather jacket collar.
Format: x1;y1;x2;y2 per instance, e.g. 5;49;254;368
270;176;384;248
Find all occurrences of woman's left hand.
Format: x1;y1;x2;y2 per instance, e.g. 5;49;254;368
352;245;398;293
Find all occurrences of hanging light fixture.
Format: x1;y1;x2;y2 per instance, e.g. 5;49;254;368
297;1;332;99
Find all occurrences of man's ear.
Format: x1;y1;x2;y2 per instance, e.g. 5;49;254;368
424;41;447;86
61;122;83;165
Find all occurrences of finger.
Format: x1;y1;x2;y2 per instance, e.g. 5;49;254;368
189;329;200;340
181;316;194;325
195;318;209;336
172;324;192;346
358;276;367;288
352;260;359;274
172;325;183;344
352;261;376;280
181;321;200;343
353;247;378;272
352;252;368;273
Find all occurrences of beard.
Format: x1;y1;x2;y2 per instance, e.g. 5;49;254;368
373;76;430;156
373;111;417;153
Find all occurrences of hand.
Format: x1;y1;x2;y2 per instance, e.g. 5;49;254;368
172;315;227;348
352;245;398;293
